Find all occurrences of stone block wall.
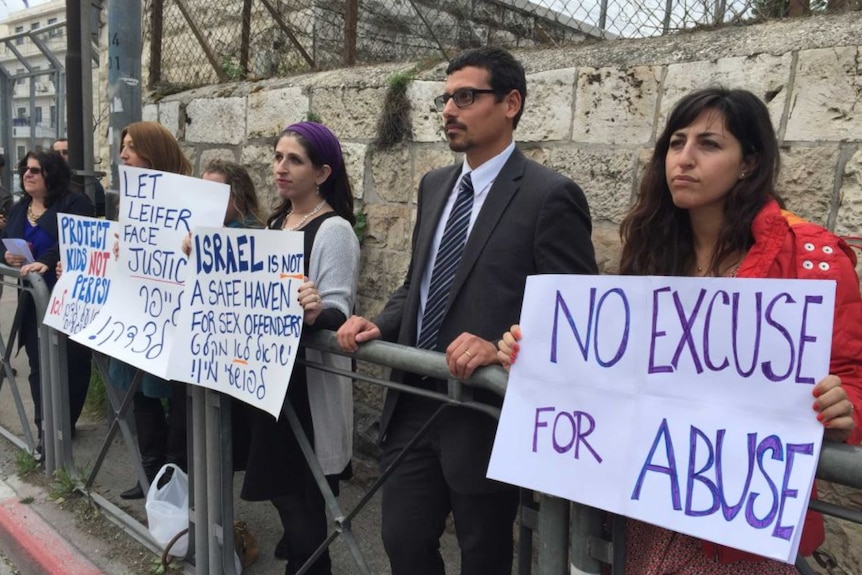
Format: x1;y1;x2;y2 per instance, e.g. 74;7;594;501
143;12;862;323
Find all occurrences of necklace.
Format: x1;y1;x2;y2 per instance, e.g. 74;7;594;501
696;263;741;277
26;203;44;225
282;200;327;231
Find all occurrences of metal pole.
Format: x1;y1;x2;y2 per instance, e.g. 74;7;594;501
57;70;66;138
66;0;84;170
77;0;96;204
0;69;12;191
205;389;225;575
569;504;604;575
344;0;358;65
598;0;609;34
107;0;142;192
662;0;674;34
28;76;36;151
191;386;209;574
215;393;239;575
538;494;569;575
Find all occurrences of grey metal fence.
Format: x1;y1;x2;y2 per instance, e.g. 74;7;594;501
1;270;862;573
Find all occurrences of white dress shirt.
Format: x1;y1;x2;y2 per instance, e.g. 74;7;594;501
416;141;517;337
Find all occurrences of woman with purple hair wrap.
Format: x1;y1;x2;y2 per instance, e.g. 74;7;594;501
240;122;359;575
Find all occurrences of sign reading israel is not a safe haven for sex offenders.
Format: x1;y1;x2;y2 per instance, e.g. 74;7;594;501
169;227;305;419
43;214;118;335
487;275;836;563
71;166;230;378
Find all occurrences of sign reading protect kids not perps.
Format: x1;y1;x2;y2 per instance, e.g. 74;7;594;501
169;227;305;418
487;275;836;564
72;166;230;378
43;214;118;335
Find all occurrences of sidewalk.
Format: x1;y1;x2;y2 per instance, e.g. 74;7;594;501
0;451;132;575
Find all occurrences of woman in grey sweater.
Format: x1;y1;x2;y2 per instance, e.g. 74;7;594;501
241;122;359;575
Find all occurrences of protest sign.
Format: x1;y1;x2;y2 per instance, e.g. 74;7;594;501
487;275;836;563
168;227;305;418
72;166;230;378
44;214;118;334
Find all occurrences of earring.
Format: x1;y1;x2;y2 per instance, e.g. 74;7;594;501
739;172;746;179
315;185;320;196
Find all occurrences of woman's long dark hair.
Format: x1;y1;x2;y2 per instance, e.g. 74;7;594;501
619;87;782;276
267;130;356;228
19;150;72;208
202;159;265;227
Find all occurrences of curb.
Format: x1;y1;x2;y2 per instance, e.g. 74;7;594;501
0;479;104;575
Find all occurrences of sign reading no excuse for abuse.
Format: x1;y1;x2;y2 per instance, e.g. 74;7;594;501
488;275;836;563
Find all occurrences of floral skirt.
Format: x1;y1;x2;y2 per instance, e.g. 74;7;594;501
625;520;799;575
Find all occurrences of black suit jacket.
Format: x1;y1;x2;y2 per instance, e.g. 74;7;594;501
373;148;597;493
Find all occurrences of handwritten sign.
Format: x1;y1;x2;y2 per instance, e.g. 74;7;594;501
487;275;836;563
168;227;305;418
71;166;230;378
44;214;118;335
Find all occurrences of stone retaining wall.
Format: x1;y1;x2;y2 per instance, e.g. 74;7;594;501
144;11;862;324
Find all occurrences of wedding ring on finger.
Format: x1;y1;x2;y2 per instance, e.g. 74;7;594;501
463;350;473;358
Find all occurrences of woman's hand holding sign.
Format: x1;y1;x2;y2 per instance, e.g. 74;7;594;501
298;279;323;325
813;375;857;442
497;324;521;372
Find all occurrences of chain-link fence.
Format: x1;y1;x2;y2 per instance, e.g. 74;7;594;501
145;0;853;88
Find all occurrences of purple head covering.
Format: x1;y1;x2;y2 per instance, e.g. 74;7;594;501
283;122;344;181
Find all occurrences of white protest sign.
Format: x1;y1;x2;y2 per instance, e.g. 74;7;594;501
44;214;118;334
72;166;230;378
488;275;835;563
168;227;305;418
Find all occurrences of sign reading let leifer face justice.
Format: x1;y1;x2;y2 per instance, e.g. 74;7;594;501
488;274;836;563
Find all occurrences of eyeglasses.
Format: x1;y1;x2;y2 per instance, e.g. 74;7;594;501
19;166;42;176
434;88;497;112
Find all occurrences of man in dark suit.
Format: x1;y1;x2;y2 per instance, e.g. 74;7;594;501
337;47;597;574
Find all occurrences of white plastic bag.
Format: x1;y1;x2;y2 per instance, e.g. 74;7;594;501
145;463;189;557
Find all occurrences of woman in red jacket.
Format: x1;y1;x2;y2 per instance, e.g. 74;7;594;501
498;87;861;574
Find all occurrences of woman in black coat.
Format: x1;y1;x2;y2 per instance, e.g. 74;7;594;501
0;150;94;457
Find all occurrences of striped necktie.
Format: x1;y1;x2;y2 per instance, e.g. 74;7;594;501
417;172;474;350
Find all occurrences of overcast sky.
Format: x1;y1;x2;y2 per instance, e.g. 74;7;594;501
0;0;52;23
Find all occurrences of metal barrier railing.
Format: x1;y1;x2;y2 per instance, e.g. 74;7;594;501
0;264;53;457
1;272;861;574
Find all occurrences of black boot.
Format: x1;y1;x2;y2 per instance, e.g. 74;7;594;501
271;494;331;574
120;456;164;500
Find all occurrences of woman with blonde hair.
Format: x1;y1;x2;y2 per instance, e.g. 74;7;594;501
113;121;193;499
119;122;192;176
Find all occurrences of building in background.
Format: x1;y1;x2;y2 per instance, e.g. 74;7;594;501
0;0;66;165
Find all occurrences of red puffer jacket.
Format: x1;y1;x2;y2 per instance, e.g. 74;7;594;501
701;199;862;563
